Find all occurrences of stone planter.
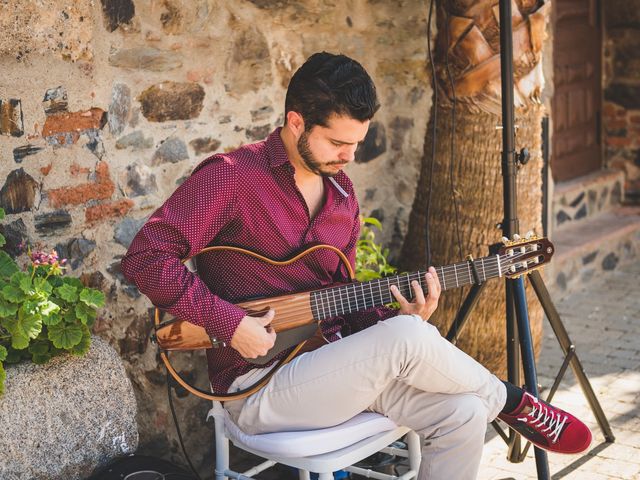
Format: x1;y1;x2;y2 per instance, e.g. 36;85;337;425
0;336;138;479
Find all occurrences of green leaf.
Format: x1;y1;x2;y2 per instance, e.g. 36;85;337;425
62;277;84;290
11;272;32;294
0;234;5;248
4;347;23;363
1;309;42;349
362;216;383;230
79;288;105;309
0;344;7;362
70;325;91;356
75;302;97;326
1;285;25;303
28;342;49;355
55;283;78;303
47;322;83;349
33;277;53;295
0;251;19;280
42;311;62;326
39;300;60;317
0;207;4;220
31;353;52;364
0;299;18;317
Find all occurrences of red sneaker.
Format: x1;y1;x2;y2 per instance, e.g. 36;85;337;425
498;392;592;454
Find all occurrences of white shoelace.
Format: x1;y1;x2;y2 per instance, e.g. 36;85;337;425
517;395;568;444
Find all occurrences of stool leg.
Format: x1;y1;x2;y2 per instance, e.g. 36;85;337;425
406;430;422;478
298;470;311;480
214;419;230;480
317;473;333;480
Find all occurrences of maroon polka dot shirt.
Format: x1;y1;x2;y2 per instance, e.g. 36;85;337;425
122;128;397;393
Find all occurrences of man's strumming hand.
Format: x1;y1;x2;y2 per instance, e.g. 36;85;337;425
390;266;441;321
230;309;277;359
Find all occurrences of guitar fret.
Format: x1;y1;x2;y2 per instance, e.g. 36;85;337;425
496;254;502;277
338;287;345;314
353;283;359;310
361;283;367;309
369;282;375;308
453;263;459;287
481;257;486;282
440;267;446;291
406;272;412;299
467;261;472;285
378;280;384;306
331;289;338;316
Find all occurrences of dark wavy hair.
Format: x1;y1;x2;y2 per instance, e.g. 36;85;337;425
284;52;380;130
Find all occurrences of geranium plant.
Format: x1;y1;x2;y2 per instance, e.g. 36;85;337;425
0;207;105;394
355;216;397;281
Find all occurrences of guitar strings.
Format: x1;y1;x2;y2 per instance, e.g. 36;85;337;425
264;249;539;328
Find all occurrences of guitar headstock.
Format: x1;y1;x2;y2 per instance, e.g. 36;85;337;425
498;233;554;278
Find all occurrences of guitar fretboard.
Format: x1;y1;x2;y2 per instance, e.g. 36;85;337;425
310;255;502;321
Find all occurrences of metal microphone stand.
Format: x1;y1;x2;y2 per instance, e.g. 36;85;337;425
444;1;614;478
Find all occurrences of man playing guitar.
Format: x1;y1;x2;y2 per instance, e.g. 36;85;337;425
122;52;592;479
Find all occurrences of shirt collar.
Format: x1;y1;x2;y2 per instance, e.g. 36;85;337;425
266;127;290;169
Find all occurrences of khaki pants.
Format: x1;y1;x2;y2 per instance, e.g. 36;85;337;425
225;314;506;480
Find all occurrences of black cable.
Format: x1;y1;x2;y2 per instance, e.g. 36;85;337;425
425;0;437;268
167;371;203;480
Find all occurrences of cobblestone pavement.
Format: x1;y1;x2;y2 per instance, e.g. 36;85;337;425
477;260;640;480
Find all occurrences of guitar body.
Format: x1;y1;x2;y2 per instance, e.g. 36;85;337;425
155;244;355;367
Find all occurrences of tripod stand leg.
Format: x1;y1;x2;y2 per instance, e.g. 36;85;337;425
528;271;616;442
445;282;488;344
511;276;550;479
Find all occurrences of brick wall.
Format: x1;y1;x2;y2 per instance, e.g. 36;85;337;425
0;0;431;475
603;0;640;202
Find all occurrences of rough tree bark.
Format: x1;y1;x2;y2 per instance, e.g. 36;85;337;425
400;0;549;378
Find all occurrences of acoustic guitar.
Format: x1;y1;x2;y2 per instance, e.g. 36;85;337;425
154;235;553;401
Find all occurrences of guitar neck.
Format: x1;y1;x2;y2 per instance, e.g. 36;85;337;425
310;254;503;321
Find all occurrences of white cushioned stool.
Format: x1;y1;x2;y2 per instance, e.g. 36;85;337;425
208;401;421;479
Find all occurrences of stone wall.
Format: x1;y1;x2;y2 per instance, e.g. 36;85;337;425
0;0;431;476
603;0;640;203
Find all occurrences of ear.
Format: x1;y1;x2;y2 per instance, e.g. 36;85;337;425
285;111;305;138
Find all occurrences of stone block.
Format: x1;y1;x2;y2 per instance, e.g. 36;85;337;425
355;121;387;163
605;84;640;110
42;108;107;146
0;336;138;480
189;136;221;155
114;217;146;248
138;81;205;122
43;86;68;114
152;136;189;164
605;0;640;29
34;210;72;234
0;168;39;214
13;144;44;163
85;199;134;223
0;218;28;258
100;0;135;32
124;164;157;197
116;130;153;150
47;161;114;208
0;99;24;137
108;47;182;72
108;83;131;136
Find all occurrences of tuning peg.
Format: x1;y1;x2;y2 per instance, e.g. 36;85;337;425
513;234;521;241
502;236;510;244
525;231;534;239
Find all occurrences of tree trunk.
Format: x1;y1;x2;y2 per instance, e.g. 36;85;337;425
400;0;548;378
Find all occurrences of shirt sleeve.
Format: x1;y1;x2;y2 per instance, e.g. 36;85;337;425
121;156;246;343
338;206;398;334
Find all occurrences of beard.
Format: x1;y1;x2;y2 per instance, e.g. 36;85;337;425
297;131;344;177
